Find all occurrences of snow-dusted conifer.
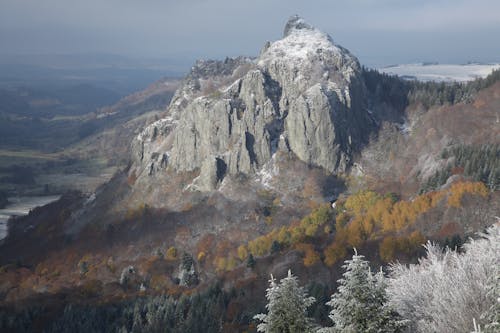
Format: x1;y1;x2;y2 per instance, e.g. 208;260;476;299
254;270;316;333
325;249;406;333
387;224;499;333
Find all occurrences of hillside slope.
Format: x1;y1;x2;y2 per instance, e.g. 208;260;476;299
0;16;498;333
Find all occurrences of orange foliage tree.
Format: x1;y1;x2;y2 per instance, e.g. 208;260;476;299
379;231;426;262
323;241;347;266
295;243;320;267
447;181;488;207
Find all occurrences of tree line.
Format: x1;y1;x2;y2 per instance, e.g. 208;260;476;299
255;225;499;333
362;67;500;109
2;225;497;332
421;144;499;193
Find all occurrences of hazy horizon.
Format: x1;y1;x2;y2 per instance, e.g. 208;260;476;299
1;0;500;70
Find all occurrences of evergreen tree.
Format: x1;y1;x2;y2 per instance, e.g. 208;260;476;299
246;253;256;268
325;249;406;333
178;253;198;287
420;143;499;193
254;270;316;333
271;240;282;253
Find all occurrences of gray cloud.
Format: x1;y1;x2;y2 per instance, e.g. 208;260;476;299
0;0;498;66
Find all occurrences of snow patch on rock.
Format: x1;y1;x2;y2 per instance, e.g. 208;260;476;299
258;17;350;68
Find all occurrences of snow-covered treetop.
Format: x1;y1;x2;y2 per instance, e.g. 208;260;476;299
255;269;316;333
388;224;500;333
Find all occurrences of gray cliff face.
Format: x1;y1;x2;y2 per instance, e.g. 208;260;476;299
131;16;374;191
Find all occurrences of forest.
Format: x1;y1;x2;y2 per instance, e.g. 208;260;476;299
1;225;497;333
362;67;500;109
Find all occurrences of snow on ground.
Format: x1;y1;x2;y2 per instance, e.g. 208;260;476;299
379;63;500;82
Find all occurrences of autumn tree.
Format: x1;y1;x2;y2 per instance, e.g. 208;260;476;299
323;242;347;267
237;244;249;261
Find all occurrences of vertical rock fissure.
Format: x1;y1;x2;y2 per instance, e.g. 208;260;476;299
245;131;258;165
263;71;284;156
215;157;227;182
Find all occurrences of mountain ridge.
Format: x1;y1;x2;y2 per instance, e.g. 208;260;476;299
130;16;375;193
0;15;499;333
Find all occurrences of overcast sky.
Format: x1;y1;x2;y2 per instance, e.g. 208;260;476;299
1;0;499;67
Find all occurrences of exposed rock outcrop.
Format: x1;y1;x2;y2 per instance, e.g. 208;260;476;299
178;253;199;287
131;16;375;190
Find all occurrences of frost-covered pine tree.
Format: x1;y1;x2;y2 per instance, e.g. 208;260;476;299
387;224;499;333
254;270;316;333
324;249;407;333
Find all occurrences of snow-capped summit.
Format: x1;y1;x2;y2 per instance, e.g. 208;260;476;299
258;15;356;70
130;16;374;191
283;14;315;37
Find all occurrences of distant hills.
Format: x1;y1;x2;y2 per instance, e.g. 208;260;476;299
379;62;500;82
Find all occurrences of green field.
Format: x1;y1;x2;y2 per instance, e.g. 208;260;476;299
0;148;117;195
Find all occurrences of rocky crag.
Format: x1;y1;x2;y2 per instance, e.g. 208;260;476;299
131;16;375;192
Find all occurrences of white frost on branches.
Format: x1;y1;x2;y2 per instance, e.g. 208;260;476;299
254;270;316;333
324;249;407;333
387;224;500;333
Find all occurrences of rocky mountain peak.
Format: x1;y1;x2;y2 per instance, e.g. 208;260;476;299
261;16;353;64
257;16;359;96
283;15;314;37
130;17;374;192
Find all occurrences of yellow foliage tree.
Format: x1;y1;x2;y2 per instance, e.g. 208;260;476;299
290;223;305;244
379;236;398;262
165;246;177;260
214;257;227;272
346;219;364;248
237;245;248;261
197;251;206;262
366;197;392;224
248;235;273;257
277;226;291;246
305;224;318;237
226;256;238;271
344;190;380;215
